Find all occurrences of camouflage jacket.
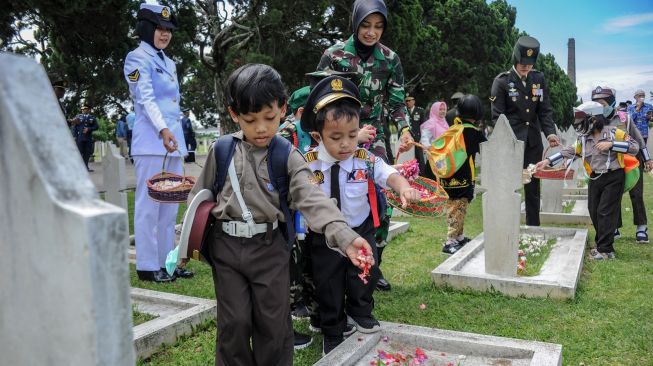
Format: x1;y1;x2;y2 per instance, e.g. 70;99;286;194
317;35;410;141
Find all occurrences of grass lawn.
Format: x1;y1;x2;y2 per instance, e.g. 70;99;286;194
125;190;187;234
130;175;653;365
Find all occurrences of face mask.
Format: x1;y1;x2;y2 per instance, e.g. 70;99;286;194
603;104;614;117
317;141;340;163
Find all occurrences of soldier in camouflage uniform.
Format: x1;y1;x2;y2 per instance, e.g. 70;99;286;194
317;0;413;291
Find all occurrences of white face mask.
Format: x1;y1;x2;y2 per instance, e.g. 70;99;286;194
317;141;340;163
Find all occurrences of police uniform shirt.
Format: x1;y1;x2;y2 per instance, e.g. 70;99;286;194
307;145;398;228
490;67;556;146
188;131;359;254
124;41;187;156
73;113;98;142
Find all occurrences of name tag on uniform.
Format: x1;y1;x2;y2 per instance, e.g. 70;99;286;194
508;90;519;97
155;68;164;74
347;169;369;183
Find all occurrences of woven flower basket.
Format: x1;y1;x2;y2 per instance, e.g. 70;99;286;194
533;147;575;180
147;151;196;203
384;177;449;217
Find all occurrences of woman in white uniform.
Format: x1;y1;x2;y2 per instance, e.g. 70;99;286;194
124;3;192;282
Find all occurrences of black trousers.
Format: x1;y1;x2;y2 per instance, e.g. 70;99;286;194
206;225;293;366
77;140;94;169
618;160;647;228
309;216;380;337
523;142;543;226
588;169;624;254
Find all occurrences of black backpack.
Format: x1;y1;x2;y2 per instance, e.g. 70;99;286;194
211;134;295;249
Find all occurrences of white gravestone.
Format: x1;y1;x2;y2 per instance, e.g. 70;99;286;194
540;126;564;213
0;53;134;365
103;143;128;210
559;127;582;187
478;115;523;276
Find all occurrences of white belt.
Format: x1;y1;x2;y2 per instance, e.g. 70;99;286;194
222;220;278;238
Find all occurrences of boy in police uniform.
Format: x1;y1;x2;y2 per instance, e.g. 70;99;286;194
300;75;419;354
188;64;375;366
490;36;560;226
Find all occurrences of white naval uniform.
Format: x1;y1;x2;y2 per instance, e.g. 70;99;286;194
124;41;187;271
306;146;398;228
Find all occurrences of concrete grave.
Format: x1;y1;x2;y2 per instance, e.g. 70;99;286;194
520;128;591;225
0;53;134;365
432;115;588;299
132;288;216;360
103;142;128;211
316;321;562;366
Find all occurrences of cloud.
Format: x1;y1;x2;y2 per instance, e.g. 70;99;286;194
603;13;653;32
576;64;653;102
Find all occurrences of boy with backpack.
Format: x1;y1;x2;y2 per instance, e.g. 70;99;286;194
535;100;639;260
188;64;375;365
299;75;420;354
434;94;487;254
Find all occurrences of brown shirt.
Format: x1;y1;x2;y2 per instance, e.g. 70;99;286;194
189;131;359;254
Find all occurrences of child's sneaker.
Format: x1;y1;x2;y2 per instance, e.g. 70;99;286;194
442;239;464;254
308;316;321;333
291;301;310;319
458;237;471;246
343;322;357;337
293;330;312;350
636;228;649;243
323;335;344;355
614;229;621;239
349;315;381;334
589;249;612;260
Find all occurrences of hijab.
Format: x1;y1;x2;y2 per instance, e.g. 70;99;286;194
351;0;387;61
421;101;449;141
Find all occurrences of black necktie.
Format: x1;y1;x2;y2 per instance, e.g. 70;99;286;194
331;162;341;210
157;51;165;63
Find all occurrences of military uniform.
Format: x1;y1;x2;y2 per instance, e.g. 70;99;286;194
181;112;196;162
72;110;98;170
124;3;187;278
490;36;557;226
406;99;426;173
189;130;361;366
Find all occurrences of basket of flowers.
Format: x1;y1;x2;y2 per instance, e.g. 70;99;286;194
385;156;449;217
532;148;575;180
147;151;196;203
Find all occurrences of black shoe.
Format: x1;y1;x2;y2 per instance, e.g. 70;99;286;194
343;322;357;337
87;168;94;172
293;330;312;350
614;229;621;239
442;240;464;254
458;237;471;246
172;267;194;279
291;301;310;319
323;335;344;355
308;316;321;333
376;277;391;291
349;315;380;334
137;269;175;283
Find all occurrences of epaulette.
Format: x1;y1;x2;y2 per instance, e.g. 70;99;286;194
495;71;510;79
353;148;370;161
305;150;318;162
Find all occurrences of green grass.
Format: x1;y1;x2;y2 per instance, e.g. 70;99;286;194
562;199;576;214
133;305;157;326
132;175;653;365
124;190;187;234
518;237;555;277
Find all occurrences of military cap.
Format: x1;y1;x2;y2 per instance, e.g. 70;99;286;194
300;76;362;133
138;3;178;30
591;86;615;101
182;107;191;112
306;70;358;89
405;94;415;102
81;104;91;109
288;86;311;113
512;36;540;65
450;91;464;100
51;79;67;89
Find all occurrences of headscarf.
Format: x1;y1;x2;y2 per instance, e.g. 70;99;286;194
421;101;448;141
351;0;387;61
136;20;158;50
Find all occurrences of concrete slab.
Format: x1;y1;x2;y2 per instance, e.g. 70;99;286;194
563;187;587;196
131;288;216;360
520;200;591;225
316;321;562;366
432;226;588;299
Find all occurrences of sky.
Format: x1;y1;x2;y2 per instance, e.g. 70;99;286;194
505;0;653;103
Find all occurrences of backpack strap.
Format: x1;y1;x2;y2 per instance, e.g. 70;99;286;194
354;148;382;228
267;135;295;249
212;135;238;195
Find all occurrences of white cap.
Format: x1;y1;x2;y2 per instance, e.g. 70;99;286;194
574;101;603;119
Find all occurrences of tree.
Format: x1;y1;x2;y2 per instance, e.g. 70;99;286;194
534;53;577;130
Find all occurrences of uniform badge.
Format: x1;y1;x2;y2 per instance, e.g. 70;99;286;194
527;49;534;57
161;7;170;20
508;82;514;88
532;97;538;102
347;169;368;183
266;181;275;192
311;170;324;185
512;97;517;102
127;69;140;82
489;96;496;102
331;78;343;91
155;68;163;74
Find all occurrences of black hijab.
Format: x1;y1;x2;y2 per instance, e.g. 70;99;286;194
136;20;158;50
351;0;388;61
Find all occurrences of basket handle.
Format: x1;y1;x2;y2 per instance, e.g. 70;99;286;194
395;141;428;162
160;150;187;178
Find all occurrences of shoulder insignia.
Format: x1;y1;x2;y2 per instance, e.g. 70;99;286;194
353;148;369;161
489;96;497;102
305;150;318;162
127;69;140;82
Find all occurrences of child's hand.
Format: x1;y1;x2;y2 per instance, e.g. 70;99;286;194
345;237;375;270
534;159;550;171
399;187;420;207
595;141;613;151
357;124;376;144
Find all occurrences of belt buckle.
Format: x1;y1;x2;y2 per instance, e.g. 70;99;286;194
236;222;251;238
